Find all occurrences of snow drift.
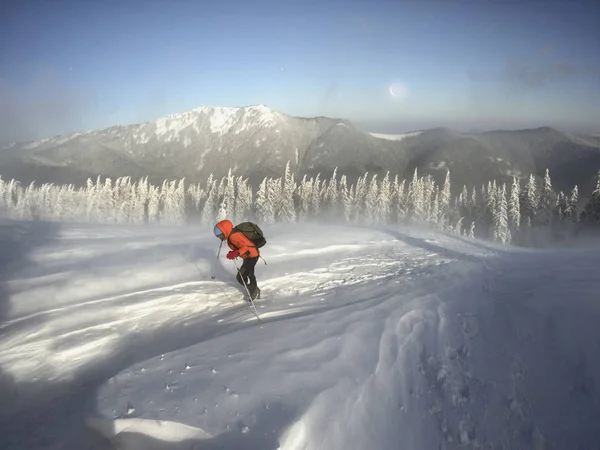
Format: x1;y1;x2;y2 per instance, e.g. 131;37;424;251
0;219;599;450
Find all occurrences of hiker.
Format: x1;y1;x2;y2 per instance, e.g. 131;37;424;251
213;219;262;301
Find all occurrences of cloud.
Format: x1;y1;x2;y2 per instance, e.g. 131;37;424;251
0;69;97;144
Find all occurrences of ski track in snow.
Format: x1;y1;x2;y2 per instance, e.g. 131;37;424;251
1;220;599;449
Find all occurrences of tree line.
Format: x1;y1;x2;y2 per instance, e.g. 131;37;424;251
1;162;599;247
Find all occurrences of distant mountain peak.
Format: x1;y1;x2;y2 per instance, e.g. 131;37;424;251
117;104;285;146
3;103;598;205
141;104;282;141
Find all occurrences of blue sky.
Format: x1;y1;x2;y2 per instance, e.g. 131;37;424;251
1;0;599;143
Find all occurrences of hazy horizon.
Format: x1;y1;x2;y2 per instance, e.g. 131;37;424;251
1;0;599;144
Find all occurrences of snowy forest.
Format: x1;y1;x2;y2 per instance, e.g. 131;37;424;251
1;162;600;247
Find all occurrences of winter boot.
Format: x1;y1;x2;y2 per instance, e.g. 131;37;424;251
247;286;260;301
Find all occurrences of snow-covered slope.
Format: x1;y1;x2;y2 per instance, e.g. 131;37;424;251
1;220;599;449
147;104;280;141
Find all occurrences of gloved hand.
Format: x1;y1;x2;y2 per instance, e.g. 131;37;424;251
226;250;239;260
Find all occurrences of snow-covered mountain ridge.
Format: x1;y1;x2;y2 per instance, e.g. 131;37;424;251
0;104;599;198
8;105;302;156
13;105;282;150
122;104;283;146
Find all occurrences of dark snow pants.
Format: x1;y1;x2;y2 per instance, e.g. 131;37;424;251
236;256;259;292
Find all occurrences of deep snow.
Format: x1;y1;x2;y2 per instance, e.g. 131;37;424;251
0;220;599;449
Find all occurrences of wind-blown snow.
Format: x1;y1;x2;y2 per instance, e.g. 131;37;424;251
21;138;50;150
0;142;16;151
1;220;599;450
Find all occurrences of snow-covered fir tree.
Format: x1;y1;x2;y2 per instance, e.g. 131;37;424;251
429;191;441;229
234;177;252;223
555;191;568;220
279;162;297;222
581;171;600;226
536;168;555;227
439;170;451;228
134;177;151;224
1;162;595;246
352;173;368;223
223;170;236;220
375;172;391;224
567;185;579;223
392;175;406;222
458;185;469;220
521;174;538;223
269;177;284;222
255;178;275;224
323;167;339;220
340;175;352;223
468;221;476;239
161;179;186;225
201;174;218;225
508;176;521;238
146;185;160;224
296;175;312;222
215;177;228;222
493;184;511;244
453;217;464;235
483;181;497;238
309;174;321;220
422;176;436;224
363;174;379;224
407;169;424;223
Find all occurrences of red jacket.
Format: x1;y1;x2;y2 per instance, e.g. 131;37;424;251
215;219;260;259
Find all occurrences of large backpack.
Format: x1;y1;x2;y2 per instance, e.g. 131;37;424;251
233;222;267;248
